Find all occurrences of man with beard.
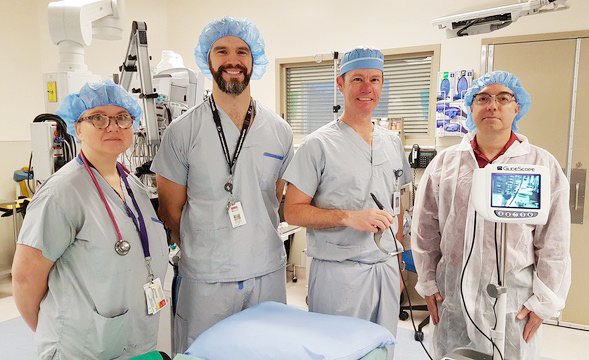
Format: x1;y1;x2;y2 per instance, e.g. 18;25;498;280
151;16;294;353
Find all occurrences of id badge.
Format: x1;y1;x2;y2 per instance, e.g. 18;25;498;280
144;278;167;315
392;191;401;216
228;201;247;228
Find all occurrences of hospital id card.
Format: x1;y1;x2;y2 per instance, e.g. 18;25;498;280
228;201;247;228
392;191;401;216
144;278;167;315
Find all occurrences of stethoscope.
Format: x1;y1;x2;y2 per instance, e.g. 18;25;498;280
79;151;151;261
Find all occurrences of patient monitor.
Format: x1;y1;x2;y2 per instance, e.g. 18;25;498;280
472;164;550;225
432;0;569;38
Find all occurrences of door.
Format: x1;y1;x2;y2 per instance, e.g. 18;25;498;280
563;38;589;327
489;34;589;327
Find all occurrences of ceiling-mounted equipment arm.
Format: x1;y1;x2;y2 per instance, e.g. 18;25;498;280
432;0;569;39
48;0;123;71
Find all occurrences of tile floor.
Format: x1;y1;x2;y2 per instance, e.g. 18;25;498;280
1;267;588;360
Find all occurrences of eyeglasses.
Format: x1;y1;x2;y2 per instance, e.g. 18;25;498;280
78;113;134;129
473;92;516;106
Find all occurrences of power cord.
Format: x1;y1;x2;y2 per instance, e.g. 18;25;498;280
457;19;481;37
371;192;433;360
27;152;35;195
494;223;501;286
33;113;77;163
460;211;504;360
393;226;434;360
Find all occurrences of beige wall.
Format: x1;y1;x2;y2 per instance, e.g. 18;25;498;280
0;142;29;269
0;0;587;265
166;0;589;113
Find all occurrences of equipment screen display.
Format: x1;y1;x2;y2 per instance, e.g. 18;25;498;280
490;173;541;209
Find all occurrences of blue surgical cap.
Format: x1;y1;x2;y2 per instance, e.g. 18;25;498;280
464;70;531;131
194;16;268;81
56;79;142;140
339;46;384;76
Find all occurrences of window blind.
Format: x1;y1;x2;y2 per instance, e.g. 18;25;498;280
285;55;432;136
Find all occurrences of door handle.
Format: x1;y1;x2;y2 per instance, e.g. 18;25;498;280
575;183;580;211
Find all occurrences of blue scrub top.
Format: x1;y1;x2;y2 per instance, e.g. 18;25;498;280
152;100;294;282
283;120;411;263
18;159;168;359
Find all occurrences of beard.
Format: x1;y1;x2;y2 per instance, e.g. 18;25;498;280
210;63;252;95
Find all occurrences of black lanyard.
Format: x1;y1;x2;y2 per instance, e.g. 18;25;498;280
209;95;253;193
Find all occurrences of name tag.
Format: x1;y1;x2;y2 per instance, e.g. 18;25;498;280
228;201;247;228
392;191;401;215
144;278;167;315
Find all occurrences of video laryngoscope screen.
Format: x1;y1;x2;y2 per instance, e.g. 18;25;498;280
491;173;541;209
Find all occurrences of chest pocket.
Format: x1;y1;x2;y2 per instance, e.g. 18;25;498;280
76;221;132;278
261;152;284;191
372;144;400;189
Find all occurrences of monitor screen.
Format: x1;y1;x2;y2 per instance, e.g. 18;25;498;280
490;173;541;209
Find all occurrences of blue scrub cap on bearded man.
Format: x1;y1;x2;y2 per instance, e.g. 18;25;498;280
464;70;532;131
56;79;142;140
194;16;269;81
339;46;384;76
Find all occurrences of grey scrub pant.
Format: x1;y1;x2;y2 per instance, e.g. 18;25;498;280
173;266;287;354
308;258;401;360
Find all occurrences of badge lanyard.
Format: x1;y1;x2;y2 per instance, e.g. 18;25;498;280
79;151;155;281
209;95;252;228
209;95;253;197
118;163;155;281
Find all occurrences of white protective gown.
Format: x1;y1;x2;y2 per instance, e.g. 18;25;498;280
283;119;412;359
411;132;571;360
17;158;169;359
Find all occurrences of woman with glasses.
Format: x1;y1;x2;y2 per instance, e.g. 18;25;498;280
411;71;571;359
12;80;168;359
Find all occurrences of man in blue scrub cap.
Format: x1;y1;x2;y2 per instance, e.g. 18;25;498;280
151;16;294;353
283;46;412;359
412;71;571;359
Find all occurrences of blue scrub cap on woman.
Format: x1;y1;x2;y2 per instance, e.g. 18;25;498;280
339;46;384;76
56;79;142;139
464;70;531;131
194;16;269;81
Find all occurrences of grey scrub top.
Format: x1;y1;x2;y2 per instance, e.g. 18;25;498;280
17;158;168;359
283;120;411;264
151;99;294;282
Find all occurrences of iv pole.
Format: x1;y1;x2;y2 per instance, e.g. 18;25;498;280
490;223;508;359
313;51;341;121
332;52;340;121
